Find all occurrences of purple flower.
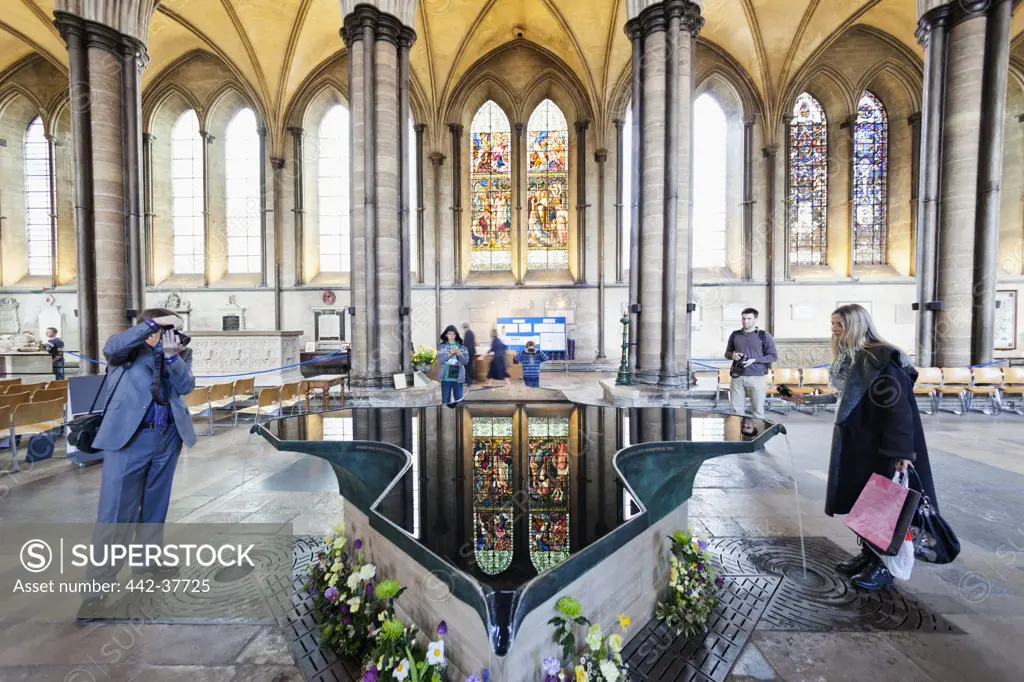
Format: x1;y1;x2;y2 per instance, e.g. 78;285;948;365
467;677;482;682
698;539;708;551
343;615;352;625
324;586;340;603
696;562;704;571
545;677;558;682
437;621;448;637
364;583;374;599
542;656;560;675
341;603;350;614
363;665;379;682
341;552;349;563
354;539;363;550
715;576;725;588
483;669;490;681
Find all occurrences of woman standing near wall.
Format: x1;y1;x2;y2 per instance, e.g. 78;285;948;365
784;304;939;591
437;325;469;405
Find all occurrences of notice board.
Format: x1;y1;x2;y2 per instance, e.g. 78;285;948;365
496;317;567;352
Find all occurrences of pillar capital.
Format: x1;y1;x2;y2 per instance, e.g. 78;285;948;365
341;3;417;47
447;122;464;135
199;130;215;143
429;151;445;166
54;11;148;63
142;132;156;143
287;126;304;138
907;112;922;126
743;114;757;126
54;0;158;45
514;122;524;136
341;1;417;27
625;0;703;40
413;123;426;134
762;144;779;157
594;149;609;163
270;156;286;170
575;120;590;134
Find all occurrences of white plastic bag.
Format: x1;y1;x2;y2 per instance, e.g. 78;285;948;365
870;471;915;581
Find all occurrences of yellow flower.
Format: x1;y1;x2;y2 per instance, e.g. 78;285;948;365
616;613;631;632
575;667;588;682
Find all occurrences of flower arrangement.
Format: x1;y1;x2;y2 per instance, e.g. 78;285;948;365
544;597;630;682
411;346;437;368
654;528;723;638
307;524;453;682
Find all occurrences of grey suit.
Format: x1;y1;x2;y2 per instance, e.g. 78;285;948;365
92;322;196;527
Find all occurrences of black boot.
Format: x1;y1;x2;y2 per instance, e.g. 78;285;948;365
836;545;874;576
851;557;894;591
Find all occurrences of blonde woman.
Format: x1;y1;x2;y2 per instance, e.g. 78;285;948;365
784;304;938;590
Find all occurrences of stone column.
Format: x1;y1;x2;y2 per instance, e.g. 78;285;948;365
595;148;608;359
342;4;417;387
45;134;58;287
415;123;426;282
200;129;213;286
430;151;445;341
842;114;857;277
514;122;525;284
258;126;269;288
624;0;702;386
908;113;922;278
741;116;755;279
613;119;625;283
762;144;779;335
925;1;1012;367
399;32;413;374
142;132;154;286
448;123;464;285
54;5;155;373
271;156;285;330
575;120;589;284
289;127;305;286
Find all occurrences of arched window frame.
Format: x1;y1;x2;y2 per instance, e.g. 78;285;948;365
692;93;728;269
788;92;829;268
469;100;514;272
525;99;570;272
24;116;54;278
852;91;889;266
170;109;204;275
316;104;351;275
224;107;262;274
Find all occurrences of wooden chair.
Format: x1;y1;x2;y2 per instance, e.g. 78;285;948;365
768;368;811;413
8;399;65;472
279;382;304;414
46;379;69;392
232;378;256;406
183;386;215;436
0;378;22;392
799;367;835;415
913;367;942;415
0;393;31;411
936;368;971;414
30;388;67;405
3;385;35;397
233;387;281;430
207;382;237;410
714;369;732;409
967;367;1004;414
1000;367;1024;415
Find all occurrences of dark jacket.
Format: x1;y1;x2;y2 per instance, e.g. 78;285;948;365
822;344;938;517
724;328;777;377
464;329;476;356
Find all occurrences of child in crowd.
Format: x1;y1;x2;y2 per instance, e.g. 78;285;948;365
515;341;549;388
43;327;65;380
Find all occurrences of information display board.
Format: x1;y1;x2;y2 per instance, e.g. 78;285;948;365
496;317;567;352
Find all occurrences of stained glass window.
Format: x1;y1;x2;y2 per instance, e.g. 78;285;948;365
693;94;727;268
469;101;512;271
225;108;262;274
526;100;569;270
690;416;725;442
171;109;204;274
528;417;570;573
788;92;828;267
318;105;350;272
853;91;888;265
472;417;514;575
24;117;53;276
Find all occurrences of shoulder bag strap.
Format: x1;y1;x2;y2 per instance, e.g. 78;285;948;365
89;364;129;415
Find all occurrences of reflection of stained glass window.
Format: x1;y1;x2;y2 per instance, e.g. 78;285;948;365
472;417;514;575
788;92;827;267
853;92;888;265
526;100;569;271
470;101;512;271
528;417;570;573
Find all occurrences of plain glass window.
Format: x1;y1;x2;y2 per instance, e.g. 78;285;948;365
24;117;53;276
318;105;350;273
171;110;204;274
225;108;262;274
692;94;727;268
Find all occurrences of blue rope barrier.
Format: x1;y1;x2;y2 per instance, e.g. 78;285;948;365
968;359;1006;368
64;349;349;379
691;361;719;370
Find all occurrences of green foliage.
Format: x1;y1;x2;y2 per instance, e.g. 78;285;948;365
655;527;722;639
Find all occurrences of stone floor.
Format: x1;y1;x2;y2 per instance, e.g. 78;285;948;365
0;373;1022;681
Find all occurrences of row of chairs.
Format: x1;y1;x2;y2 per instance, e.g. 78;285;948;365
184;380;306;435
0;379;69;473
714;366;1024;416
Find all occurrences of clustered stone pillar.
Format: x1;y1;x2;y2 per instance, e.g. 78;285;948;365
342;3;416;388
624;0;702;387
289;127;306;286
916;0;1014;367
55;7;152;373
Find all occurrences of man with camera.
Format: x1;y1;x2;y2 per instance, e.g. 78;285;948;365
724;308;777;419
92;309;197;527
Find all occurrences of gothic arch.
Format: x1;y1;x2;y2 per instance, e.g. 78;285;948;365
143;81;203;133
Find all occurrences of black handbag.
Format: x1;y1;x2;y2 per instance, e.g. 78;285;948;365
908;467;960;564
67;367;126;453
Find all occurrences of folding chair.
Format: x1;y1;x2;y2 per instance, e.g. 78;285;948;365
232;378;256;408
9;383;47;398
207;382;236;410
233;387;281;430
279;382;304;415
966;367;1004;415
714;369;731;409
1001;367;1024;415
46;379;69;392
799;367;834;415
8;399;65;472
0;378;22;392
936;368;971;414
768;368;812;413
0;393;31;412
184;386;215;436
30;388;67;406
913;368;941;415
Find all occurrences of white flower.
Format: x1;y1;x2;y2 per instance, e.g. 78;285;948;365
585;623;603;651
393;658;410;680
327;573;338;587
359;564;377;582
331;560;343;573
599;660;620;682
606;633;623;653
425;639;445;665
347;572;362;590
333;537;346;550
347;596;361;613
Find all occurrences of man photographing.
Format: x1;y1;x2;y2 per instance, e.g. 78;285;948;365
724;308;777;419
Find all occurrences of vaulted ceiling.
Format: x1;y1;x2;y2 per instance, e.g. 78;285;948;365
3;0;1024;151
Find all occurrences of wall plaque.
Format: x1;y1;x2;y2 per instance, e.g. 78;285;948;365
995;290;1017;351
222;315;241;331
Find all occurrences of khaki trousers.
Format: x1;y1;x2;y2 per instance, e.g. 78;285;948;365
730;374;767;419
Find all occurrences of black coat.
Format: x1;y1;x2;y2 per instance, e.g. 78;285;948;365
824;344;938;517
